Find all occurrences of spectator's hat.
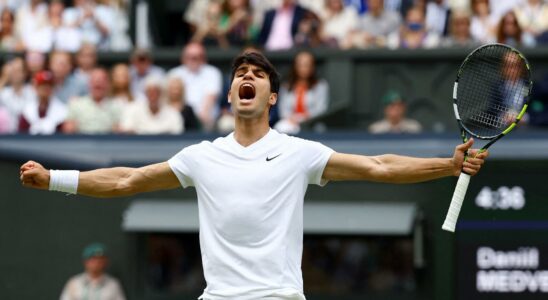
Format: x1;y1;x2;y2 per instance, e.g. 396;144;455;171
82;243;107;259
382;90;404;106
33;71;54;85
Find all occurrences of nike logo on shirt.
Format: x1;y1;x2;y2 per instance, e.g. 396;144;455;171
266;154;282;161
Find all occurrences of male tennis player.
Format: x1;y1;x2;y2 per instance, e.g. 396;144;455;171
20;51;487;300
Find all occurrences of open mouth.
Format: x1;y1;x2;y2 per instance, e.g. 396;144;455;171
239;83;256;100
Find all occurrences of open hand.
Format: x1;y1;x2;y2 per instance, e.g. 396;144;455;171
20;161;50;190
452;139;489;176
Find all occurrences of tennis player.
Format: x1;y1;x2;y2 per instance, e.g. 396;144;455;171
20;51;487;300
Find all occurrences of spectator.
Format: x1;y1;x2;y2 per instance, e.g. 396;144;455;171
46;0;82;52
319;0;359;47
219;0;255;47
19;70;67;135
60;243;126;300
63;68;122;134
98;0;132;51
0;57;34;133
168;42;222;131
258;0;310;51
386;6;440;49
110;63;133;104
513;0;548;39
369;90;422;134
167;76;199;131
49;51;88;104
274;51;328;134
440;10;480;48
346;0;401;48
470;0;497;43
488;0;523;22
120;75;183;135
74;43;98;84
425;0;450;36
0;8;23;51
15;0;48;51
24;50;47;78
190;0;226;47
293;9;323;48
129;48;165;99
496;11;536;47
63;0;115;50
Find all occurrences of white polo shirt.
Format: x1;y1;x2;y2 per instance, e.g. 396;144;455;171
168;129;334;300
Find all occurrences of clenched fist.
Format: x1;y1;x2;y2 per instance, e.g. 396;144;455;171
20;161;50;190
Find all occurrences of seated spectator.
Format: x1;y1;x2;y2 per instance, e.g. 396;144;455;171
345;0;401;48
19;71;67;135
24;50;47;77
74;43;98;84
120;75;183;135
0;57;34;133
60;243;126;300
274;51;328;134
219;0;255;47
63;68;123;134
440;10;480;48
168;42;222;131
496;11;536;47
46;0;82;52
63;0;115;50
514;0;548;39
15;0;48;51
190;0;226;47
129;48;165;99
167;76;199;131
293;9;323;48
0;8;23;51
110;63;133;104
386;6;440;49
98;0;132;51
319;0;359;47
258;0;310;51
369;90;422;134
49;51;88;104
425;0;450;36
470;0;497;43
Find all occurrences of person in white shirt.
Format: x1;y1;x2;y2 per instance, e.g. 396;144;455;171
20;51;488;300
0;57;34;133
120;75;183;135
168;42;222;131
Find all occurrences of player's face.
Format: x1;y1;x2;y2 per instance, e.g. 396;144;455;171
228;63;277;118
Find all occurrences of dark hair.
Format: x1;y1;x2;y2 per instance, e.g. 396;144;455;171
497;11;522;44
287;50;318;91
230;51;280;93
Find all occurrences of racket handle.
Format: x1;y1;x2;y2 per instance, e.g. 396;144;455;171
442;173;471;232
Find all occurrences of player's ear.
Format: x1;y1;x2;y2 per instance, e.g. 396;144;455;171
268;92;277;106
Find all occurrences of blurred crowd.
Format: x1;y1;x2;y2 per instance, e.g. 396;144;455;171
0;0;548;135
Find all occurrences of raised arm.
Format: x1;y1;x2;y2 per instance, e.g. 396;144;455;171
20;161;181;198
322;139;488;183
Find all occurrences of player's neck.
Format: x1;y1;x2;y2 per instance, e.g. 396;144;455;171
233;117;270;147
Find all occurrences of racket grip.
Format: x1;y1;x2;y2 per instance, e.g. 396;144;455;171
442;173;471;232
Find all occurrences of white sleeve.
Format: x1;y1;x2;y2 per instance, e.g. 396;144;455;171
299;139;335;186
167;144;201;188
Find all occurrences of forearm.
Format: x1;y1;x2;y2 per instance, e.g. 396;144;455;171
77;167;136;198
374;154;455;183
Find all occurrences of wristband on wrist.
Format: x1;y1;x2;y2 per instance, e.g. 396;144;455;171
48;170;80;194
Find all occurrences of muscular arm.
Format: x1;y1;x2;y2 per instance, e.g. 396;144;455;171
322;139;488;183
20;161;181;198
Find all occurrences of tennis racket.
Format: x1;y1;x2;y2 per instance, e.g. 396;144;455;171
442;43;533;232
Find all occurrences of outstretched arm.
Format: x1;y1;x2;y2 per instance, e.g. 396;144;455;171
20;161;180;198
322;139;488;183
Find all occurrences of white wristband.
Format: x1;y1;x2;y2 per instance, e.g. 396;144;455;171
49;170;80;194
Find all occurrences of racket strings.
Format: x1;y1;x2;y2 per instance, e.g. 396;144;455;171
457;45;530;138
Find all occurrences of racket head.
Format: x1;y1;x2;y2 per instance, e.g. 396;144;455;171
453;43;533;141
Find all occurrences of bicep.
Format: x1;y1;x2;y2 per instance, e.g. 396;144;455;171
322;152;384;181
129;162;181;193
